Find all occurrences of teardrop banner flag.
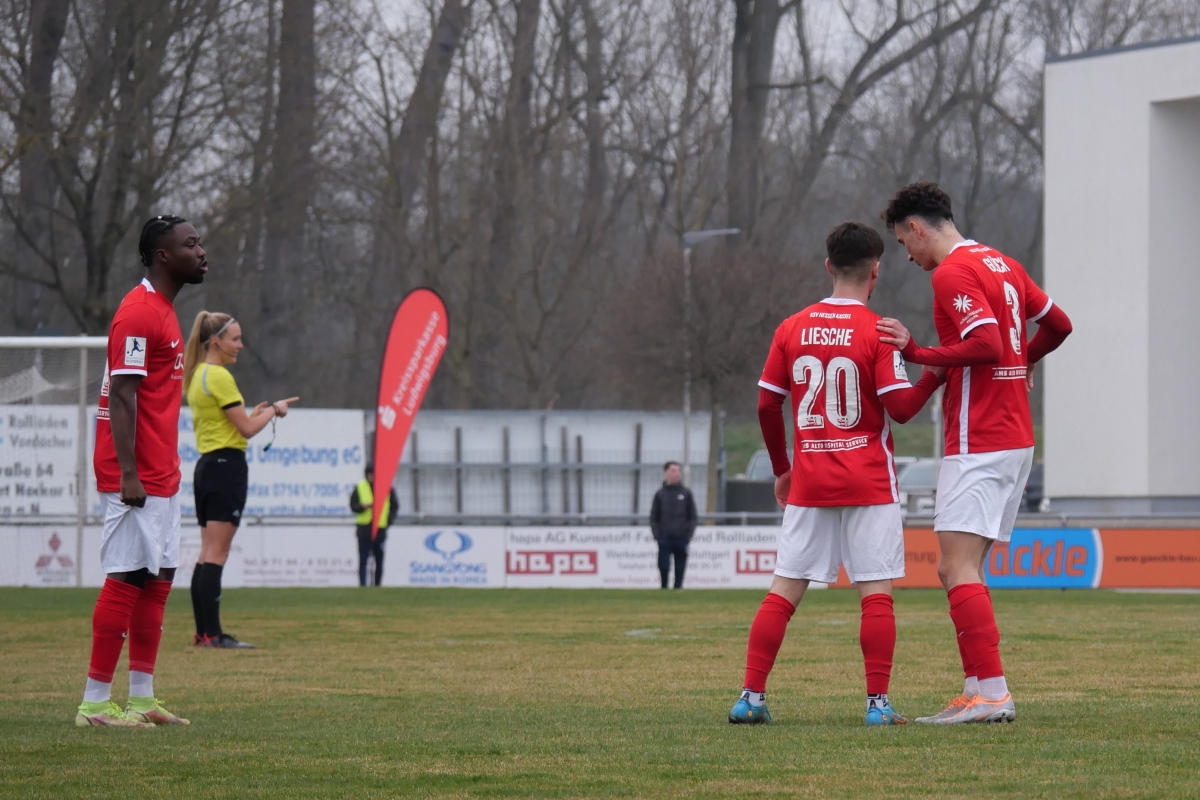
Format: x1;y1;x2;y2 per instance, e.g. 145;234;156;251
373;288;448;538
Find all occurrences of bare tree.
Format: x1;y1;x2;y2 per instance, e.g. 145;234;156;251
8;0;70;333
0;0;226;333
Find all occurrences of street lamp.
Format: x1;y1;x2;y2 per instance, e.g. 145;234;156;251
680;227;740;487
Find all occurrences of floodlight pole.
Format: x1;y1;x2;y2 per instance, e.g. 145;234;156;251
680;228;740;487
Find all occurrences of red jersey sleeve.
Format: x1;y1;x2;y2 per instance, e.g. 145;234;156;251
758;324;790;395
107;300;160;377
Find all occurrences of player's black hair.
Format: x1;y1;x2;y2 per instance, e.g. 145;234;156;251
663;460;680;472
825;221;884;269
138;214;187;266
881;182;954;228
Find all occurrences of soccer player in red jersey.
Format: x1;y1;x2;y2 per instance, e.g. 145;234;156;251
729;221;944;727
877;182;1073;724
75;215;207;728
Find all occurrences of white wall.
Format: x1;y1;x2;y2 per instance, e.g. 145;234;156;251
1044;38;1200;511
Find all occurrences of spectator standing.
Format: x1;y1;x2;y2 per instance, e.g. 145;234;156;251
649;461;697;589
350;463;400;586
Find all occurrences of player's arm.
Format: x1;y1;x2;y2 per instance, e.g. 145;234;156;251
223;392;301;438
879;368;945;423
649;491;661;538
684;490;698;538
108;374;146;507
758;387;793;510
224;400;276;437
387;489;400;526
1026;302;1072;365
757;387;790;476
876;317;1002;367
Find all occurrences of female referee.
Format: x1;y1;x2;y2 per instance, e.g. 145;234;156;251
183;311;298;648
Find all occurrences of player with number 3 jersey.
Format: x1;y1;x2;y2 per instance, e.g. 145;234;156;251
879;182;1073;725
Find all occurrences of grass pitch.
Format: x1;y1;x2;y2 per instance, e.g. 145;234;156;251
1;586;1196;799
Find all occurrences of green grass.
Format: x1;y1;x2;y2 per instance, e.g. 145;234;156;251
2;587;1197;799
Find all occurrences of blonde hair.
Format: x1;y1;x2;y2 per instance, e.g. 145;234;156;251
183;310;235;394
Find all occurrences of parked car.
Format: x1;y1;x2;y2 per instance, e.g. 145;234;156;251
743;448;773;481
725;448;779;512
897;457;940;514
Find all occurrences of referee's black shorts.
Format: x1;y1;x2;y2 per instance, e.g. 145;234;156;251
194;448;249;527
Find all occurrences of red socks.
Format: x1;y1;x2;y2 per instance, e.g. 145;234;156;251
948;583;1003;679
742;592;796;692
128;579;173;675
859;593;896;695
87;578;141;683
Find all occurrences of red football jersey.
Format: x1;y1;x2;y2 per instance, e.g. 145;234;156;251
758;298;912;507
932;241;1052;455
94;279;184;496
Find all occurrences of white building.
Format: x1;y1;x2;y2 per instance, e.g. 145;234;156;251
1043;35;1200;512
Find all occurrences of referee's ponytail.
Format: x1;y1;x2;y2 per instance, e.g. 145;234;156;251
182;310;234;395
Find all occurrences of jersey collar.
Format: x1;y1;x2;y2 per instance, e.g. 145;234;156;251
820;297;866;307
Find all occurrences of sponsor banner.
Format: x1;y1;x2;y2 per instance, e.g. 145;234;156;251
0;526;80;587
373;289;448;537
1097;528;1200;588
985;528;1100;588
4;525;1200;589
0;405;82;517
838;527;1200;589
390;526;506;588
177;408;366;520
501;526;782;589
172;526;361;588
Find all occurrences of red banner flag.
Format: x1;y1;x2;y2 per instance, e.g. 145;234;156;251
373;288;448;538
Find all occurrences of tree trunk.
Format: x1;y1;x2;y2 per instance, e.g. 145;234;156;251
727;0;782;242
13;0;70;332
261;0;316;393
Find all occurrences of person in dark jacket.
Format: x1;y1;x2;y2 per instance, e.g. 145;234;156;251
349;463;399;586
649;461;698;589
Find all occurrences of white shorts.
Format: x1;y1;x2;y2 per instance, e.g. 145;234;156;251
775;503;905;584
99;492;182;575
933;448;1033;542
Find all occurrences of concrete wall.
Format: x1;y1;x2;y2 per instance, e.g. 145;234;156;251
1043;37;1200;512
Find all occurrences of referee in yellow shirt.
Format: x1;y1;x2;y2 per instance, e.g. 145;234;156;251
183;311;298;649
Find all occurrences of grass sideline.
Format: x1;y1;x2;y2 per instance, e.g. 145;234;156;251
1;586;1196;799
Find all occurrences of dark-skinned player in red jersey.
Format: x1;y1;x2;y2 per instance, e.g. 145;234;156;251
76;215;207;728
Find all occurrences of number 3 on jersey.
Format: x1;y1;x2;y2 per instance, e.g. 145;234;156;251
1003;280;1022;355
792;355;862;430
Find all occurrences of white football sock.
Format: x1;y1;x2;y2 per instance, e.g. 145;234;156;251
83;678;112;704
129;670;154;699
979;676;1009;701
963;676;980;697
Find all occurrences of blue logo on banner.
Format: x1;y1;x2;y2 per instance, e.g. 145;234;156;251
985;528;1099;588
410;530;487;586
424;530;474;561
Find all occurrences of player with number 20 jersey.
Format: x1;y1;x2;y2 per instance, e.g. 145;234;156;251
758;299;938;506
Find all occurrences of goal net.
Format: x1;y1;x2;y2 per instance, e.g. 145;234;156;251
0;337;106;520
